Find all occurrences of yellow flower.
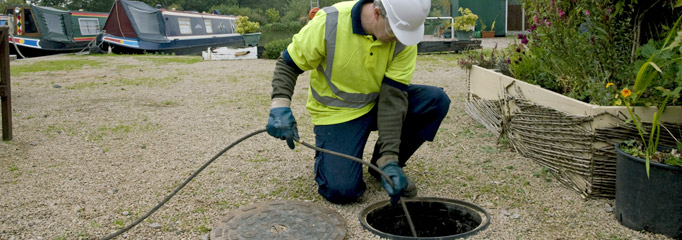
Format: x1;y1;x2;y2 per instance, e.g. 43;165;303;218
621;88;631;98
605;83;614;88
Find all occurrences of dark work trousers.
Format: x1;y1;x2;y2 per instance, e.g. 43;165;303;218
313;84;451;204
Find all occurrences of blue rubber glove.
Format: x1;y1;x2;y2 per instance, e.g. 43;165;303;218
266;107;299;149
380;160;408;205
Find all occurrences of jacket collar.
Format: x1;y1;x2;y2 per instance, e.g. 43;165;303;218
351;0;373;35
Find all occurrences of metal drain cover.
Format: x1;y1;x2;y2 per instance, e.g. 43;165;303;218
210;200;347;240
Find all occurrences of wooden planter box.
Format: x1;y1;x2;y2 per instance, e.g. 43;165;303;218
465;65;682;199
481;31;495;38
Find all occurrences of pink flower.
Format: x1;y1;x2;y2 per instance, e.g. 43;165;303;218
529;24;537;31
533;15;539;23
521;37;528;45
585;10;590;16
545;19;551;27
518;33;524;39
559;9;565;18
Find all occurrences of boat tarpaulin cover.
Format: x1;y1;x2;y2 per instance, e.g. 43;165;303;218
32;6;72;43
118;0;168;43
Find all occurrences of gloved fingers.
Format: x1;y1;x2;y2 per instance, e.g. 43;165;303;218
390;194;401;205
381;178;396;196
286;137;296;149
292;126;300;141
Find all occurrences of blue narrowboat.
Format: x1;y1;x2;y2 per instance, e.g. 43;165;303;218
100;0;245;55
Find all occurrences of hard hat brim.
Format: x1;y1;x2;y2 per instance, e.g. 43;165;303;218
391;23;424;46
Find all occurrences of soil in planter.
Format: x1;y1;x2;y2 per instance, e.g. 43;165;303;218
365;201;481;237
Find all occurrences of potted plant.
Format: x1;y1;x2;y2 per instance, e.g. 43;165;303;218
236;16;261;47
611;15;682;239
480;17;495;38
452;7;478;41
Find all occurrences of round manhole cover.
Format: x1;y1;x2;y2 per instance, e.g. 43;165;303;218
210;200;347;240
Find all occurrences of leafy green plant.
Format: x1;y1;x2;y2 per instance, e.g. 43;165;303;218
613;14;682;176
235;16;260;34
265;8;280;23
479;18;487;31
452;7;478;32
263;38;292;59
490;17;496;31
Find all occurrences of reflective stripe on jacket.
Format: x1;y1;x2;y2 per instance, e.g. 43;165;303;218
287;1;417;125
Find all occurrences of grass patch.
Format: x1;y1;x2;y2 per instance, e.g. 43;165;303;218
198;225;211;233
533;167;554;182
111;76;181;87
114;219;125;229
67;81;106;90
8;162;18;172
132;55;202;65
88;124;132;142
11;59;105;77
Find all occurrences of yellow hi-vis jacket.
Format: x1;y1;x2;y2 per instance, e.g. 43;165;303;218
286;0;418;125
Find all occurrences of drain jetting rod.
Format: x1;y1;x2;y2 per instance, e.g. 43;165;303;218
100;129;417;239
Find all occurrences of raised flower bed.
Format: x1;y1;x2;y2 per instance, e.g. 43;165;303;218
466;65;682;199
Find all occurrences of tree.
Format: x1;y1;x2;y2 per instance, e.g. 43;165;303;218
266;8;279;23
1;0;27;13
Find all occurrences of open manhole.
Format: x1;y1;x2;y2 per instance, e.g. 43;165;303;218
210;200;347;240
360;197;490;239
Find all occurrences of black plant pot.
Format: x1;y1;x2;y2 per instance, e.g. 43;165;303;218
615;144;682;239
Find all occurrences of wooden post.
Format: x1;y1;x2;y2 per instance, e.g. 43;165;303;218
0;26;12;141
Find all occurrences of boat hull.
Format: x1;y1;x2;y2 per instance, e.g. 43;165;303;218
100;34;245;55
9;36;96;58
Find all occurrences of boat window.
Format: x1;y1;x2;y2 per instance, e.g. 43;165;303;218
23;9;38;33
178;18;191;34
78;18;100;35
204;19;212;34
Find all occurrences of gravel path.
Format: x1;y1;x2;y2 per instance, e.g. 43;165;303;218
0;54;671;239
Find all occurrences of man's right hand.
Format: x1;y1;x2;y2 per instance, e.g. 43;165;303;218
266;107;299;149
377;155;408;204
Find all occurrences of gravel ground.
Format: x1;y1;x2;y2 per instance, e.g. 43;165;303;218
0;51;672;239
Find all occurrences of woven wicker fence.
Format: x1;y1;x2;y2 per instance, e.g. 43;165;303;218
466;66;682;199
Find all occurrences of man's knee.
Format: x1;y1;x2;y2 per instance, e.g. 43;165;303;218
423;86;451;117
318;181;365;204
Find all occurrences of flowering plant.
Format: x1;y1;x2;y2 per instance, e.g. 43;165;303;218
508;1;634;105
452;7;478;32
609;14;682;176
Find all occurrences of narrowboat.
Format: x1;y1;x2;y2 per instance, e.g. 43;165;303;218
0;15;8;25
4;6;108;58
99;0;246;55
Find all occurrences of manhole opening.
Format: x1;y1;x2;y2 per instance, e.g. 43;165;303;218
361;198;489;239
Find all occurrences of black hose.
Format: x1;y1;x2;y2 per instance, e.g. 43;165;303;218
100;129;266;240
100;129;417;239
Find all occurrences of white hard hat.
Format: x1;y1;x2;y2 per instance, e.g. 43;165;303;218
383;0;431;46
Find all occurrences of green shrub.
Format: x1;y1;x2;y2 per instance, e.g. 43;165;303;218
236;16;260;34
263;38;292;59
